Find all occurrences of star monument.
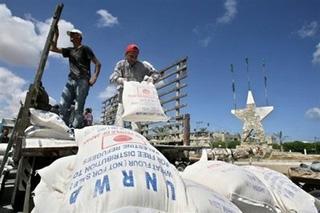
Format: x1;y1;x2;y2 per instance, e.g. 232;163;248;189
231;90;273;144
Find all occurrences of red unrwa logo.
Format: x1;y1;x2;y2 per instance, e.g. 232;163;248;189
101;134;133;149
142;89;151;96
113;135;133;142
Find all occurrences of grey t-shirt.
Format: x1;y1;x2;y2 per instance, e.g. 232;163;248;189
62;45;95;80
110;60;159;83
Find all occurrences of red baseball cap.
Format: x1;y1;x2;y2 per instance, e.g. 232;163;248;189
125;44;139;54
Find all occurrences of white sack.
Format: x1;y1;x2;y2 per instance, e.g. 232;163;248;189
184;179;243;213
182;151;279;213
243;165;319;213
37;155;76;193
0;143;8;155
29;108;70;133
34;125;188;213
25;125;74;140
122;81;168;122
32;180;71;213
33;155;76;213
67;125;187;212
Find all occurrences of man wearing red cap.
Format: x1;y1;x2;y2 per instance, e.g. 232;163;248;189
51;27;101;128
110;44;159;130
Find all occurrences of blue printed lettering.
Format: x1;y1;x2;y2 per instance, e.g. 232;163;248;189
94;175;110;197
122;170;134;187
166;180;176;200
69;186;82;204
145;172;157;192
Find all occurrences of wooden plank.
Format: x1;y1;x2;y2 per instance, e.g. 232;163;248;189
158;84;187;98
22;147;78;157
161;93;187;105
159;65;187;81
158;57;188;75
183;113;190;146
164;104;187;113
156;74;187;90
23;138;76;149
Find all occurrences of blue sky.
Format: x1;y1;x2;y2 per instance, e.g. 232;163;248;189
0;0;319;141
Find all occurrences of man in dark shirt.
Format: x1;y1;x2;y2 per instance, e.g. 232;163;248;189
0;128;9;143
50;27;101;128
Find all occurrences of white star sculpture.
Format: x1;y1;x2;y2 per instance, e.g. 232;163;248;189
231;90;273;144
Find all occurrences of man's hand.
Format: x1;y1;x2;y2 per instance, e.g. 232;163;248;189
54;26;59;36
143;75;154;83
117;77;127;85
89;76;97;86
50;26;62;53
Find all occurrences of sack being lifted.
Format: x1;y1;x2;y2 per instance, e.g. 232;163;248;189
122;81;168;122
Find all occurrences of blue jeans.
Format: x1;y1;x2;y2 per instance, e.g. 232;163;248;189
59;78;89;128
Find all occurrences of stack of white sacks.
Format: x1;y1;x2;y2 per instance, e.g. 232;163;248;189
182;151;319;213
25;108;74;140
32;125;319;213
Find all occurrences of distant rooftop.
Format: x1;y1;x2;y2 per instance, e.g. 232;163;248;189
0;118;15;128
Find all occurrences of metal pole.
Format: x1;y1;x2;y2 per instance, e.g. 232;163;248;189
230;64;237;110
245;58;251;91
262;60;269;105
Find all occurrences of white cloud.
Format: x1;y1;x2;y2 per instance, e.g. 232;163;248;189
306;107;320;120
199;36;212;47
49;96;57;106
193;0;237;47
0;67;28;118
192;25;213;48
0;4;74;67
96;9;119;28
99;85;117;100
217;0;237;24
312;43;320;64
298;21;318;38
192;26;201;36
0;66;59;119
37;18;74;58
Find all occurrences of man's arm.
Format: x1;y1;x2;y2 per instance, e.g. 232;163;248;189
50;27;62;54
89;56;101;86
143;61;160;82
110;61;126;86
